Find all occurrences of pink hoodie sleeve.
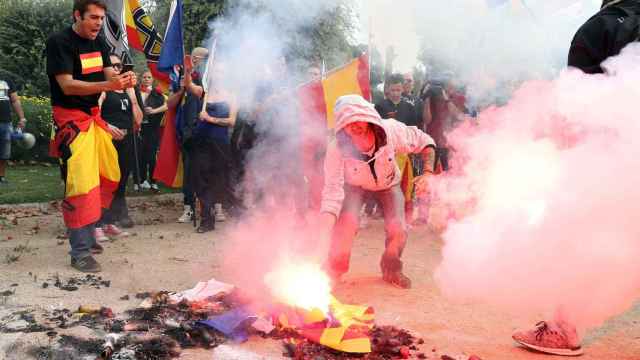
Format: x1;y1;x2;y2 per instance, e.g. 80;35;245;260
384;119;436;153
320;140;345;217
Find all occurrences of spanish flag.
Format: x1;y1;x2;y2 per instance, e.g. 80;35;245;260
298;54;371;130
51;107;120;229
123;0;170;89
278;295;375;353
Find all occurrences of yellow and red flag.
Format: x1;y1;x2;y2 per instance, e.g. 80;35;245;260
153;107;183;187
298;54;371;130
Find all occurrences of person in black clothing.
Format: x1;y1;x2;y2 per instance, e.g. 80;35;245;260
171;48;207;224
96;54;143;236
0;78;27;184
139;70;167;191
512;1;640;356
192;61;237;233
375;73;417;127
568;0;640;74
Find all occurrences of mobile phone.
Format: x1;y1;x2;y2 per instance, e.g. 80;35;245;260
122;63;134;73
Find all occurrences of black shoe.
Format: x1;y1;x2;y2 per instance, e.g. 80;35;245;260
117;217;134;229
90;243;104;255
196;220;215;233
71;256;102;273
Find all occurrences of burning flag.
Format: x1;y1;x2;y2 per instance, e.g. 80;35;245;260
265;261;375;353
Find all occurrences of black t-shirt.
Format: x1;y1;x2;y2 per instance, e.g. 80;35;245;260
46;27;112;114
375;98;417;127
142;88;165;128
0;79;16;123
101;91;134;130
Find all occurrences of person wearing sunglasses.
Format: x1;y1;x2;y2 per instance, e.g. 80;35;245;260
318;95;436;289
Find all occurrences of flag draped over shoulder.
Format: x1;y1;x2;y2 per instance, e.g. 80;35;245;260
123;0;170;88
153;0;185;188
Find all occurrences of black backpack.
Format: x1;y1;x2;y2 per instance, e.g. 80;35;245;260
603;3;640;55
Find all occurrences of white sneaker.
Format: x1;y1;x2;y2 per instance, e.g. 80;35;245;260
177;205;194;223
150;183;159;191
214;203;226;222
133;184;140;192
94;227;109;242
140;181;151;190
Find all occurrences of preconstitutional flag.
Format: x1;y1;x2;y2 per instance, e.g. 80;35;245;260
153;0;185;188
123;0;170;88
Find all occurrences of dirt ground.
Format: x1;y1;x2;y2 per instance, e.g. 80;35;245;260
1;195;639;359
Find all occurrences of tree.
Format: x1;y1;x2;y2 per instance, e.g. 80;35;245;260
0;0;74;96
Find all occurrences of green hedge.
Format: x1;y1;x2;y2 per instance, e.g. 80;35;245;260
10;96;54;163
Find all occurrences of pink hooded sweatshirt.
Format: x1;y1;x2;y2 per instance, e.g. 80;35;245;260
321;95;436;217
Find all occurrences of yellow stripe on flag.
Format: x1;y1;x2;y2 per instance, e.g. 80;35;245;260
81;56;102;70
322;59;364;129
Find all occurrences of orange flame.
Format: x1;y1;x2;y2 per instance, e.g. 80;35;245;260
264;261;332;314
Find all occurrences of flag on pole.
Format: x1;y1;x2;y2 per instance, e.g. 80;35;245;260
298;54;371;130
123;0;170;88
153;0;186;188
201;37;217;93
158;0;185;73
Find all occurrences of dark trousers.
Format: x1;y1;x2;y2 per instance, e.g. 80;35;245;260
140;125;159;183
100;133;134;224
192;139;233;223
181;144;195;208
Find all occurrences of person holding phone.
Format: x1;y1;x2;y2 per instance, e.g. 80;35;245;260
95;53;143;239
46;0;138;272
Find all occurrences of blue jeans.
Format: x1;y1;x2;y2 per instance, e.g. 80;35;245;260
0;122;12;160
327;184;407;276
68;223;96;260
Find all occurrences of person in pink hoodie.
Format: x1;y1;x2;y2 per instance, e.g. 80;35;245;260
318;95;436;289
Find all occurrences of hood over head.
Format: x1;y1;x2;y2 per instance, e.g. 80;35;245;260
333;95;387;156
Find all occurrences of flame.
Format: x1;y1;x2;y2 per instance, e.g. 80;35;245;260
264;261;332;314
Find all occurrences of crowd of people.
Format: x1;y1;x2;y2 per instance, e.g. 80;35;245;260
0;0;633;356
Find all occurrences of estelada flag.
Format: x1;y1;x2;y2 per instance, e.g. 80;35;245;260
123;0;170;89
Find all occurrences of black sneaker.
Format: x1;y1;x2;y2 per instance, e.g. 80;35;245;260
71;256;102;273
117;217;134;229
90;243;104;255
196;220;215;233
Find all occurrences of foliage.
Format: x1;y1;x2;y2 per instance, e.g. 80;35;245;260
0;0;74;96
10;96;54;163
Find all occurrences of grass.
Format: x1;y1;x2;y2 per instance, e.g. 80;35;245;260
0;165;178;205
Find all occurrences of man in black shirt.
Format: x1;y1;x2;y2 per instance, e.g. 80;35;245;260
46;0;137;273
375;73;417;127
0;78;27;184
